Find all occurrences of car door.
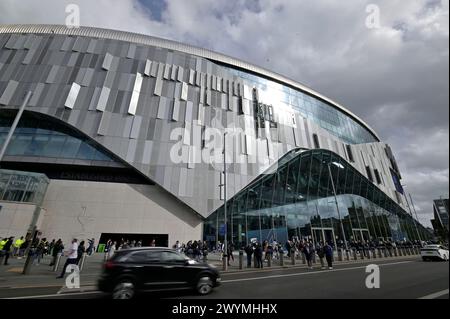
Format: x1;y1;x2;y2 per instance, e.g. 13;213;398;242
159;250;192;289
124;250;166;291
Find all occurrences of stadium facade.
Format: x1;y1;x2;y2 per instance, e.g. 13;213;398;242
0;24;430;248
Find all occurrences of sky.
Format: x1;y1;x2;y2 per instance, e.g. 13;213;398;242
0;0;448;227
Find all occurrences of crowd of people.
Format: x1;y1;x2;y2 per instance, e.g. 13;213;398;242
0;236;96;267
172;240;209;261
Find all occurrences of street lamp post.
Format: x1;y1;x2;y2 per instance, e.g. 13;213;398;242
327;162;348;251
408;193;422;242
401;185;422;243
222;132;228;271
0;91;33;162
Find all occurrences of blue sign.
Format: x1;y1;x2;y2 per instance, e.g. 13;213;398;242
219;224;226;236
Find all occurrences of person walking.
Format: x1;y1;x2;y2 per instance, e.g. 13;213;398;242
107;241;117;260
86;238;95;256
303;242;313;269
3;237;14;265
76;241;86;265
324;242;334;270
227;242;235;266
13;236;24;257
57;239;78;279
316;241;326;269
49;239;63;267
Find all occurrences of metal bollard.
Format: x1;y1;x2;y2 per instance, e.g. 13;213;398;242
239;250;243;270
338;249;343;261
377;248;382;258
394;248;398;257
312;253;316;264
353;250;357;260
398;247;403;256
383;248;388;258
302;252;306;264
291;251;296;265
268;255;272;267
253;254;257;268
366;250;371;259
388;248;392;257
414;247;419;255
53;253;62;272
360;250;365;260
372;249;376;259
79;253;87;272
345;250;350;261
280;251;284;267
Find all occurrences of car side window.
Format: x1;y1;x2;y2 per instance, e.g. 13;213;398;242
125;251;161;263
161;251;186;263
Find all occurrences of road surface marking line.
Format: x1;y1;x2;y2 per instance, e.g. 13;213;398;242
5;291;103;299
5;282;96;289
418;289;449;299
220;257;417;276
221;261;412;283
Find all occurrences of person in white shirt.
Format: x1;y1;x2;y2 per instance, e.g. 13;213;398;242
107;241;117;259
57;238;78;279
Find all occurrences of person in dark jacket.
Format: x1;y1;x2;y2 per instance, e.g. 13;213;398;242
3;237;14;265
254;243;263;268
303;242;314;269
76;241;86;265
244;244;254;267
49;239;64;267
324;242;334;270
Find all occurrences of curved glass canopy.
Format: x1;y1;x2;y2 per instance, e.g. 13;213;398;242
0;111;119;164
204;149;430;247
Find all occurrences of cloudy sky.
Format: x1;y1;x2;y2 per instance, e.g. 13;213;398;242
0;0;448;226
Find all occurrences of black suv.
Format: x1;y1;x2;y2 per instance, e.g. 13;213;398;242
97;247;221;299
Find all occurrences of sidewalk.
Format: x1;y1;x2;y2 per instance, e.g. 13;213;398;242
0;250;422;290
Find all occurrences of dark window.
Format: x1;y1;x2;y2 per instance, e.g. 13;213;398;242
346;144;354;162
312;134;320;149
374;169;382;185
366;166;374;183
238;97;244;115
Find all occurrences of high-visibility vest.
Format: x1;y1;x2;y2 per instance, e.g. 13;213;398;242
0;240;7;250
14;239;23;248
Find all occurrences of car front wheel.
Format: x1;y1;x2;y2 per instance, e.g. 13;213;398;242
196;276;214;295
112;279;136;299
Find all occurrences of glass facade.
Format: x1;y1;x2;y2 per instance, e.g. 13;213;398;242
228;68;377;145
0;169;49;205
0;112;118;164
204;149;430;247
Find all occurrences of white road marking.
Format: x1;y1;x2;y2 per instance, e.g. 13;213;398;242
221;261;413;283
6;291;103;299
418;289;449;299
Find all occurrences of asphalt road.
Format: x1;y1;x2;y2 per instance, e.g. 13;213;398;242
2;257;448;299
